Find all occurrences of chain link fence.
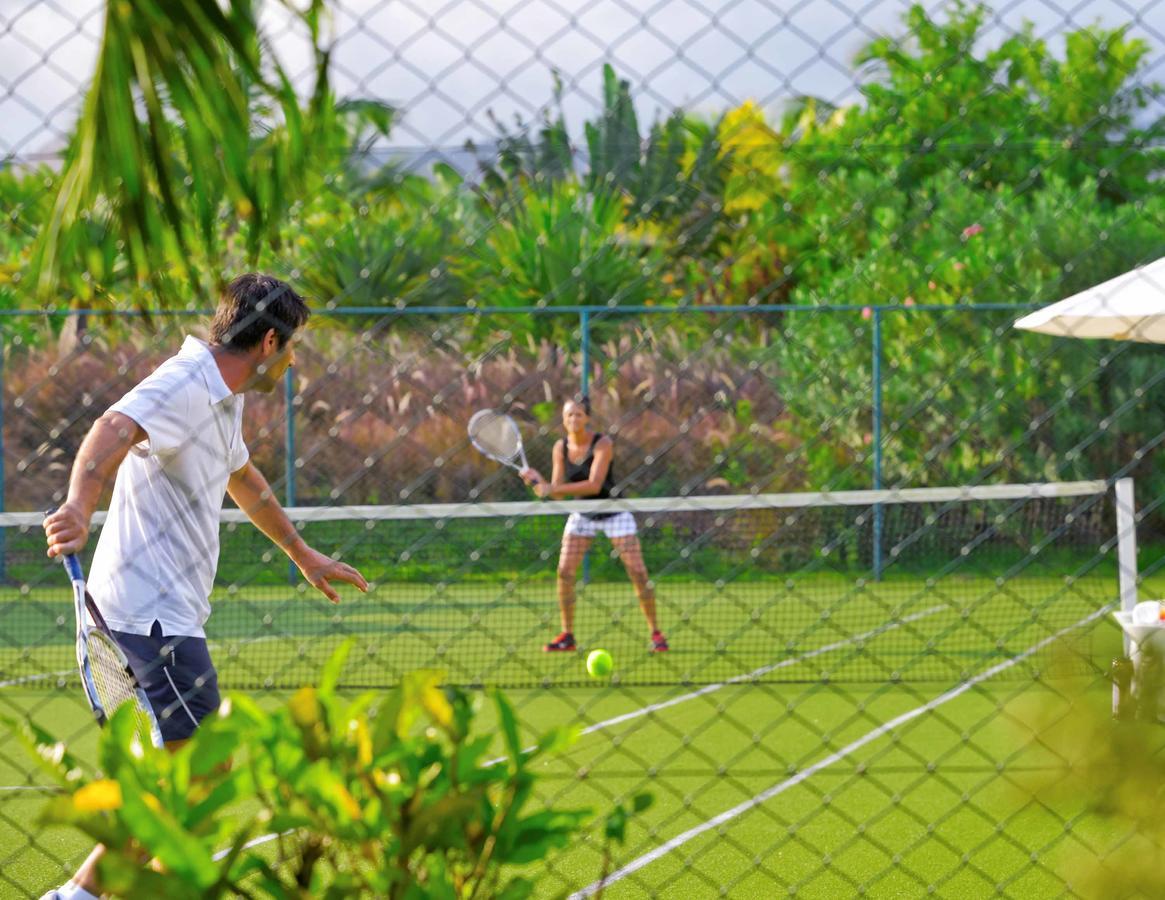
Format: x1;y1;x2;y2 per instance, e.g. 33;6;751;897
2;0;1165;897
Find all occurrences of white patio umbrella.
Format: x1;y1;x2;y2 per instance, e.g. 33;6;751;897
1015;257;1165;643
1014;256;1165;343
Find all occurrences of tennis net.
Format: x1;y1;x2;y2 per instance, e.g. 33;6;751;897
0;479;1131;689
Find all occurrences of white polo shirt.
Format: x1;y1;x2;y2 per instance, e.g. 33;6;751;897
88;336;249;637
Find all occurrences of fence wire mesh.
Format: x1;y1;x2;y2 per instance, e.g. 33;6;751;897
2;0;1165;897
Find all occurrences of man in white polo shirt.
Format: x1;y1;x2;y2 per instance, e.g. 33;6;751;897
40;273;367;900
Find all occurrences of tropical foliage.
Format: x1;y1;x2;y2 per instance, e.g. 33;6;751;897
6;643;645;898
25;0;394;309
3;1;1164;502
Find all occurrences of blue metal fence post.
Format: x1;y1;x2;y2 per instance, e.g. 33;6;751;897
580;309;591;587
285;366;297;583
872;308;883;581
580;309;590;396
0;342;6;583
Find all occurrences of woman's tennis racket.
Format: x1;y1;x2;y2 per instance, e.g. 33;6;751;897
468;409;537;478
64;554;164;748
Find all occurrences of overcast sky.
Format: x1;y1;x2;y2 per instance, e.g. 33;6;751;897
1;0;1162;159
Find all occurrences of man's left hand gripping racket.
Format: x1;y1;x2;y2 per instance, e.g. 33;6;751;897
64;554;164;749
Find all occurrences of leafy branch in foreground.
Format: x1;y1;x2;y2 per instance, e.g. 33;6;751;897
594;792;655;898
30;0;389;310
1010;668;1165;899
11;641;615;898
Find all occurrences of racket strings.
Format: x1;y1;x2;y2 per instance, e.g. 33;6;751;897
469;412;522;462
87;633;157;742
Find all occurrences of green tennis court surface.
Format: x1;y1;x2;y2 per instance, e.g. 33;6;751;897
0;568;1128;897
0;671;1143;898
0;571;1113;689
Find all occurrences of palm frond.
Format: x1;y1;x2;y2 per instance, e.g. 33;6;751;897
30;0;339;309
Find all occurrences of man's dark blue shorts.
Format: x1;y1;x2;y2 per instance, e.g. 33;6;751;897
111;621;220;743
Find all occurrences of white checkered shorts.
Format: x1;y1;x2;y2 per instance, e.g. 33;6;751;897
564;511;638;539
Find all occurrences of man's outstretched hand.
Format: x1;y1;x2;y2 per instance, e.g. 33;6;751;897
293;546;369;603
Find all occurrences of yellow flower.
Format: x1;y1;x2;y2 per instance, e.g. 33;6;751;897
73;780;122;813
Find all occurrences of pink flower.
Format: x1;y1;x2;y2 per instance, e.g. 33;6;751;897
861;306;872;320
903;296;915;307
928;281;937;291
962;223;984;239
863;432;873;446
953;262;964;271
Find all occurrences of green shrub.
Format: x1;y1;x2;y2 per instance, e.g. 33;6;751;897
455;178;667;344
10;643;604;898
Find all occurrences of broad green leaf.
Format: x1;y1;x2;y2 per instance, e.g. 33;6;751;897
371;685;408;751
187;767;253;825
605;806;628;844
265;812;316;835
100;702;152;773
97;851;203;900
297;761;363;826
373;670;448;745
119;788;219;887
401;789;484;855
493;690;523;771
319;638;355;696
217;692;268;729
184;716;244;779
496;808;591;864
534;724;580;757
1;715;89;787
222;853;285;896
456;735;495;781
495;878;536;900
632;792;655;813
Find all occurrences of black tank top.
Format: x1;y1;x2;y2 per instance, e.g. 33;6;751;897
563;432;615;517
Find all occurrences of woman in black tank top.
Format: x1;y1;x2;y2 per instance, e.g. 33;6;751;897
520;399;669;654
562;431;616;518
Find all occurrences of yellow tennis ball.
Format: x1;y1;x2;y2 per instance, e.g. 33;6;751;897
587;649;613;678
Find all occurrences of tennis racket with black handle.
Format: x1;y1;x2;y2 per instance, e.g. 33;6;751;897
64;553;164;748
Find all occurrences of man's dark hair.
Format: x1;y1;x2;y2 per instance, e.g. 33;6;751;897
210;274;310;351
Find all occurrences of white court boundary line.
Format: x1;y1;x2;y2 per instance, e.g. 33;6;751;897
576;605;946;740
213;830;295;861
569;603;1114;899
483;604;948;767
0;670;72;689
205;604;948;855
